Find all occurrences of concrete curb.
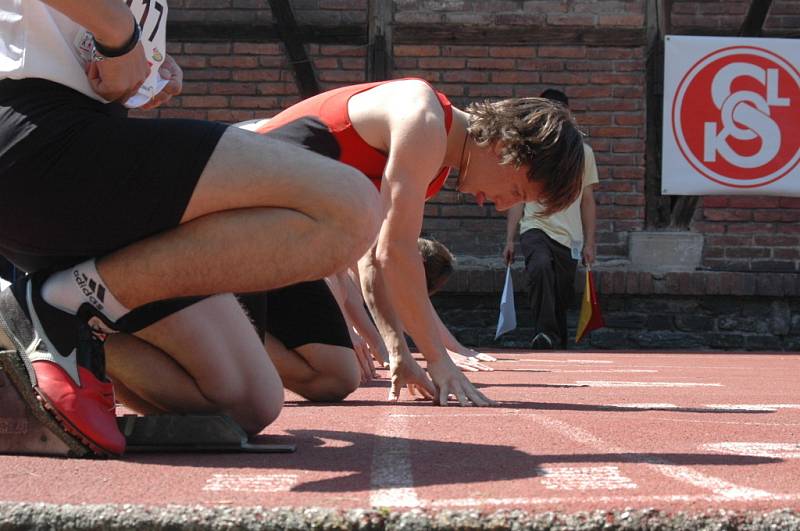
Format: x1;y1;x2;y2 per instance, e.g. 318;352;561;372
1;503;799;530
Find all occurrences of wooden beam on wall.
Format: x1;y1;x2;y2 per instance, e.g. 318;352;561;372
645;0;673;228
739;0;774;36
366;0;393;81
267;0;320;98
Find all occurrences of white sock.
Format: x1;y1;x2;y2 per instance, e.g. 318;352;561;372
41;259;130;322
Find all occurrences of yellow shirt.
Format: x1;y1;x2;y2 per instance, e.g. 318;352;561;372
518;143;599;252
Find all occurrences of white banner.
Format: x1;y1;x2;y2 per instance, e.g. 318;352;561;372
662;35;800;196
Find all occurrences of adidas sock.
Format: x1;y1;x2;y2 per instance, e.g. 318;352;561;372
42;259;209;334
41;259;130;322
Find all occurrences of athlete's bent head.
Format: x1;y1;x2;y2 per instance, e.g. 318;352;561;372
466;97;584;216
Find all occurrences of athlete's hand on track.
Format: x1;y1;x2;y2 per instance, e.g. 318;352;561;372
87;41;150;103
388;351;435;401
141;54;183;110
447;343;497;372
447;349;494;372
352;334;378;383
461;346;497;363
425;357;496;407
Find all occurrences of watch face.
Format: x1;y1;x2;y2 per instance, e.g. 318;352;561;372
74;30;100;63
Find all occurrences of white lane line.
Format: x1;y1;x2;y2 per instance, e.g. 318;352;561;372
702;442;800;459
648;464;772;499
202;473;297;493
519;359;614;364
705;404;800;412
429;492;800;508
577;381;722;388
554;369;658;373
528;414;774;500
389;413;517;418
540;466;637;491
370;413;420;508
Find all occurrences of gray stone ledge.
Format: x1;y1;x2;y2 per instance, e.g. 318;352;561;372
443;261;800;297
0;503;798;531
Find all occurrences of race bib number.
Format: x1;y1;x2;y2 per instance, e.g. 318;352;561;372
75;0;169;107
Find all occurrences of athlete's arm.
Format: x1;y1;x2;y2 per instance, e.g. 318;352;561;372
41;0;150;102
338;271;389;367
42;0;133;46
429;305;496;370
580;183;598;266
369;83;492;406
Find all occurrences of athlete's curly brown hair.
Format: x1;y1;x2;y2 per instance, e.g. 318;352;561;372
418;237;455;295
466;97;585;216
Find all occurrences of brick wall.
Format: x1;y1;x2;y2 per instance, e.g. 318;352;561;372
166;0;366;24
670;1;750;29
149;1;799;273
136;1;638;264
129;0;800;349
386;1;649;259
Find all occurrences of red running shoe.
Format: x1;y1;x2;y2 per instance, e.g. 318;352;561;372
0;274;125;456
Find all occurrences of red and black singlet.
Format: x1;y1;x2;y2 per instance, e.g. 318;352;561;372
253;78;453;200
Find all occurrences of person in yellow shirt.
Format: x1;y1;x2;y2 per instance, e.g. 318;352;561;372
503;89;599;350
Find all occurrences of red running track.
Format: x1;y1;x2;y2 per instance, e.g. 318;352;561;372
0;351;799;514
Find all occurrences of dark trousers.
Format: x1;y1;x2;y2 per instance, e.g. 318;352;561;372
520;229;578;349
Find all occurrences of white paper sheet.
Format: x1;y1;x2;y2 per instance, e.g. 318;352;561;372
125;74;171;108
494;265;517;339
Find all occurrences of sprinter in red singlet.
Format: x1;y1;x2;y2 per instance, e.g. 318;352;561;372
105;78;585;409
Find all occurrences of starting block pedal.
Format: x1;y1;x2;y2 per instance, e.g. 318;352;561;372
1;350;295;456
119;414;296;453
0;350;91;457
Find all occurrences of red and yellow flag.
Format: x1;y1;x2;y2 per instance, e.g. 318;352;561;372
575;268;604;343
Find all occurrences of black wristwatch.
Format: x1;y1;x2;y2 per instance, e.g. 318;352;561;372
92;17;141;60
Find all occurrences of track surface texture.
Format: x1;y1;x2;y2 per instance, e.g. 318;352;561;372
1;351;799;529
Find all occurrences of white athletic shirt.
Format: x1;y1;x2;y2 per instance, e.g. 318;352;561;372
0;0;168;107
518;143;599;254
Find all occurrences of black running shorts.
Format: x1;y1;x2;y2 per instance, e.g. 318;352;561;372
239;280;353;350
0;78;228;272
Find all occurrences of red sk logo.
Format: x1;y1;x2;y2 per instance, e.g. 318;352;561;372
672;46;800;188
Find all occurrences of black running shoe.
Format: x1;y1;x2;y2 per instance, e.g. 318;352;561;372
530;332;555;350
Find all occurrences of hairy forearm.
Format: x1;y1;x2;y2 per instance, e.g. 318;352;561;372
41;0;135;47
423;299;457;350
358;254;406;354
342;273;387;355
378;245;447;363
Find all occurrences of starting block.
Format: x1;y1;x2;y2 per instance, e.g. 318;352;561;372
1;350;295;457
119;414;296;453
